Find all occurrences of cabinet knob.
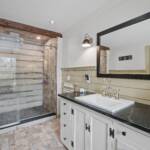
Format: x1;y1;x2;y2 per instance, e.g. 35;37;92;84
63;103;66;105
71;141;74;147
64;124;67;127
122;131;126;136
117;130;126;136
64;112;66;115
63;137;67;141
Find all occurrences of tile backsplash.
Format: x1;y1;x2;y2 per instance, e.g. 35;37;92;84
62;66;150;105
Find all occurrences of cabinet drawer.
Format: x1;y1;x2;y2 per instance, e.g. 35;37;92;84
61;100;68;111
60;99;71;149
61;123;70;148
114;123;150;150
60;100;70;120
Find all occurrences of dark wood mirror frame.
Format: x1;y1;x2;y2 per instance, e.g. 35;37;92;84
97;12;150;80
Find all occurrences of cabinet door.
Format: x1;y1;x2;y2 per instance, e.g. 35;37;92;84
114;123;150;150
88;114;109;150
71;106;86;150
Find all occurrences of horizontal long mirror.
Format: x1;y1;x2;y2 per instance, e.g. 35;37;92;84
97;12;150;79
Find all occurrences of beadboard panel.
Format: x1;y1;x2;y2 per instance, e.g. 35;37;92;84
62;66;150;105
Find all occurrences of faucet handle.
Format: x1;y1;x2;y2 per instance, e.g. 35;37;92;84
114;88;120;99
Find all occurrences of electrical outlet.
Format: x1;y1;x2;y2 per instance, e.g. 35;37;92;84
85;74;91;83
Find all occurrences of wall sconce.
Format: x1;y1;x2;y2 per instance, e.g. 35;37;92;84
82;34;93;48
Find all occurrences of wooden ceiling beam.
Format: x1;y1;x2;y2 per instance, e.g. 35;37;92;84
0;18;62;38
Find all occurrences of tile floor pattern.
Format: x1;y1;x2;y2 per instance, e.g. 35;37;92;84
0;118;66;150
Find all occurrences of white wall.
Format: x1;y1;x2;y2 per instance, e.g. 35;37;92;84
57;37;63;94
109;46;145;70
57;37;63;115
62;0;150;68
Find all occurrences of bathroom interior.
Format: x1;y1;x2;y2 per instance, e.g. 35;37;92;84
0;0;150;150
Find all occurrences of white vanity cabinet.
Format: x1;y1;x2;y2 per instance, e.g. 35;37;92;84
60;98;111;150
60;97;150;150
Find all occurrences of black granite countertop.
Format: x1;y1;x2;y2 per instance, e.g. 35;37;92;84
58;92;150;134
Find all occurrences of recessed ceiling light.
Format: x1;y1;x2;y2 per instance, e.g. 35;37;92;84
36;36;41;40
50;20;55;25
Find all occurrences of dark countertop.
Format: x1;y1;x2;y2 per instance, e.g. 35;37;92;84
58;92;150;134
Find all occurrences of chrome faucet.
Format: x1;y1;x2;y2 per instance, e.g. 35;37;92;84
101;78;120;99
112;88;120;99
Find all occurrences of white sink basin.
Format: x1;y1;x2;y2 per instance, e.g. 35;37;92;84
75;94;134;113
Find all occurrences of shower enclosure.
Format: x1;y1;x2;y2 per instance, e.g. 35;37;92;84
0;28;57;129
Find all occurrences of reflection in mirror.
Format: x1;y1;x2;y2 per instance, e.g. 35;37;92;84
99;18;150;75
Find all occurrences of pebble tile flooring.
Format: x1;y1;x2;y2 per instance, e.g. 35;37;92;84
0;118;66;150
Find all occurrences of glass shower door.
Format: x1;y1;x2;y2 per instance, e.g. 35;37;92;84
0;33;20;128
0;30;56;128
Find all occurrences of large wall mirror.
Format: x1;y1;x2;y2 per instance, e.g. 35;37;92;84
97;12;150;79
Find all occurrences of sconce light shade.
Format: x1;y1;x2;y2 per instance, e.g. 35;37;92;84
82;34;93;48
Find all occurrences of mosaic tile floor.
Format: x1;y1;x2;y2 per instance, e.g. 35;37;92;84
0;118;66;150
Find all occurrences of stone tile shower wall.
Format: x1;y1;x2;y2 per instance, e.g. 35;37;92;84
0;38;42;112
0;26;57;113
43;38;57;113
62;66;150;105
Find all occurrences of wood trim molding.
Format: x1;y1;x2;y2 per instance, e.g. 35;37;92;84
109;70;147;74
0;18;62;38
61;66;96;71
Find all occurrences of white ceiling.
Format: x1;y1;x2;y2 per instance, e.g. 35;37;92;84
0;0;121;33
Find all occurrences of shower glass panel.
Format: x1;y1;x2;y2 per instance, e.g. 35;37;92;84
0;31;55;129
19;36;50;121
0;33;20;128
